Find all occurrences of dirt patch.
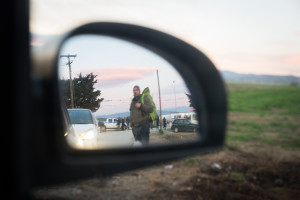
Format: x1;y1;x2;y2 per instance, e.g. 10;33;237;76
176;151;300;200
150;129;199;144
33;143;300;200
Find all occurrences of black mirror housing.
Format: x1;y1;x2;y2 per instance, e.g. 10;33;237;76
30;22;227;187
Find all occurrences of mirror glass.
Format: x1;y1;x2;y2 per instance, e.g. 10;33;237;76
58;35;201;150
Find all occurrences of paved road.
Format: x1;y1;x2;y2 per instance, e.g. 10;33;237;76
67;126;197;150
98;129;134;149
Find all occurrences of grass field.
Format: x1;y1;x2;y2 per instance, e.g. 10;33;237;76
225;84;300;149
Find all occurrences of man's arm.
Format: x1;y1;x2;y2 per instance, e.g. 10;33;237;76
141;96;153;113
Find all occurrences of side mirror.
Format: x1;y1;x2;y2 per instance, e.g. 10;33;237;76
31;22;227;186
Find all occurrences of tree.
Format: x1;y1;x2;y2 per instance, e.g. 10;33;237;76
185;93;194;108
60;73;104;112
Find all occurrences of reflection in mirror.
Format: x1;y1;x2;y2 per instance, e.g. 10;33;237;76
58;35;201;150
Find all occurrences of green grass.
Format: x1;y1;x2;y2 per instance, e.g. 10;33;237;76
185;157;197;164
228;120;299;134
280;136;300;148
226;84;300;148
228;121;264;134
185;157;203;164
227;120;300;147
228;85;300;115
230;172;246;181
226;133;260;142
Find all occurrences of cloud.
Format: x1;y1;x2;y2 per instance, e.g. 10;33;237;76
294;31;300;37
284;54;300;64
78;66;156;88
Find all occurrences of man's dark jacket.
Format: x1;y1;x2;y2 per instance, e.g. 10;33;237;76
130;95;153;127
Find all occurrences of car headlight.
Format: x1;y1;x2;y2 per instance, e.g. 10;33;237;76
79;129;95;140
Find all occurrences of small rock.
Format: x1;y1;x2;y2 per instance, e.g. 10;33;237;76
213;163;222;170
165;165;173;170
180;186;193;192
71;186;82;195
185;187;193;191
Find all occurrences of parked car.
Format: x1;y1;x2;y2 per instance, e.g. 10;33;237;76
171;118;199;133
103;118;127;130
67;109;100;148
103;118;118;129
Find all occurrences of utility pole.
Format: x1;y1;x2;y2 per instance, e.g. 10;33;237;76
60;54;77;108
173;80;177;113
156;69;162;131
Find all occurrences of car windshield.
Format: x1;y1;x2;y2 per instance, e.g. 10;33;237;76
68;109;93;124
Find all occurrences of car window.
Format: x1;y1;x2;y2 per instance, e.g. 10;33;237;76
68;110;93;124
177;119;184;124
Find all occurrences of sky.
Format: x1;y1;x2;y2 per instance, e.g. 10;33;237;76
30;0;300;115
58;35;189;115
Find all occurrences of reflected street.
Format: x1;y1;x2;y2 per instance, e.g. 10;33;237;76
66;126;200;150
98;129;134;148
97;127;199;149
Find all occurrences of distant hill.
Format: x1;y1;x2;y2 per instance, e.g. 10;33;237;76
96;106;194;119
220;70;300;86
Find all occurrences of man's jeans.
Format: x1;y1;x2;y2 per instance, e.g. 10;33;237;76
132;123;150;145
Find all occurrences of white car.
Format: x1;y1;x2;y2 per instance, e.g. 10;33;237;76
66;109;100;149
103;118;119;129
103;118;128;130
